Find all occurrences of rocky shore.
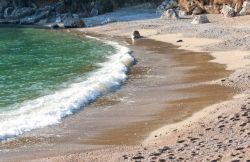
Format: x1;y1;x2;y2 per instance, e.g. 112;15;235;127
0;1;250;161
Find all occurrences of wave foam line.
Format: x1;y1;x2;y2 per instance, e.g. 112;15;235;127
0;38;135;141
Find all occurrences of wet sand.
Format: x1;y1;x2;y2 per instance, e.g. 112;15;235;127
0;35;235;161
83;38;234;146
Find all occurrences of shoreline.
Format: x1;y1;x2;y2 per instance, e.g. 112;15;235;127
0;27;235;161
1;6;250;161
56;9;250;161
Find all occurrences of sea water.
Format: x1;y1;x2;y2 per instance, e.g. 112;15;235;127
0;28;134;141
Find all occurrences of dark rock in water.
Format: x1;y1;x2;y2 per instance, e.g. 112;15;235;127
51;23;60;29
131;30;141;39
7;7;35;19
4;7;14;18
63;18;85;28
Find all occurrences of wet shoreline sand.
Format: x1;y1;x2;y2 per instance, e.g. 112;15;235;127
83;38;235;146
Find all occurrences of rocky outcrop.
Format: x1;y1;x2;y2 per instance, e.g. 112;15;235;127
192;6;203;15
239;0;250;15
161;9;179;19
156;0;178;14
4;7;14;18
20;9;50;24
221;4;235;17
63;17;85;28
191;14;209;24
8;7;35;19
0;0;121;26
158;0;245;16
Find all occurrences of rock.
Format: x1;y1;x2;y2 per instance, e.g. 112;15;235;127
61;13;73;22
242;104;247;110
7;7;35;19
0;19;19;24
239;122;247;127
20;10;50;25
131;30;141;39
51;23;60;29
90;7;98;17
0;7;4;19
63;18;86;28
190;137;199;141
235;147;244;150
132;155;144;160
191;15;209;24
48;15;62;23
4;7;14;18
152;152;161;156
218;124;225;128
179;10;187;16
176;39;183;42
192;7;203;15
156;0;178;15
177;140;185;143
161;9;179;19
221;5;235;17
239;0;250;15
204;5;221;14
101;18;116;25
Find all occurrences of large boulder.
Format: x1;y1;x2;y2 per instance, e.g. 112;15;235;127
7;7;35;19
179;10;188;16
63;18;85;28
192;6;203;15
156;0;178;14
161;9;179;19
221;5;235;17
179;0;197;14
191;15;209;24
204;5;221;14
239;0;250;15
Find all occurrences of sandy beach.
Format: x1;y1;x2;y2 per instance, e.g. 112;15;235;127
1;5;250;162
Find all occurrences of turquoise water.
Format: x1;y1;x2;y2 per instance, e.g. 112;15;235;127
0;28;114;110
0;27;133;140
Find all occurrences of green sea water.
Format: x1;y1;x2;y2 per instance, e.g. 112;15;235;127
0;28;114;110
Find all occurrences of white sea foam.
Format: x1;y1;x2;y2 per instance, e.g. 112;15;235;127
0;37;135;141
